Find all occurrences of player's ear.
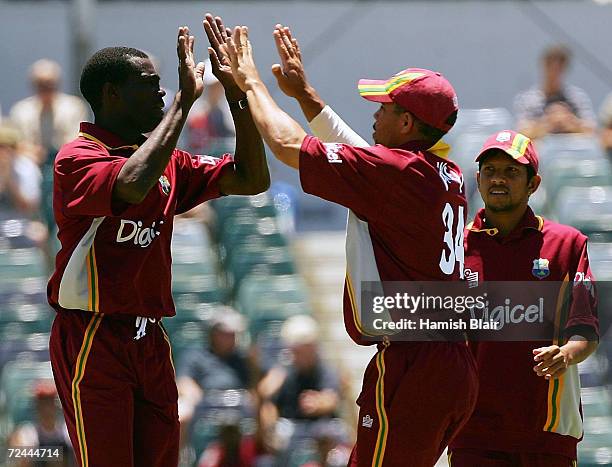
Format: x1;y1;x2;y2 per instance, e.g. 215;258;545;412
527;174;541;196
476;171;481;189
101;82;121;109
402;111;415;135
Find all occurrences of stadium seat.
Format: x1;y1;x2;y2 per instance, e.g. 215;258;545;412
445;108;514;147
545;160;612;212
0;360;53;426
581;386;612;418
226;246;296;292
554;186;612;240
537;134;605;172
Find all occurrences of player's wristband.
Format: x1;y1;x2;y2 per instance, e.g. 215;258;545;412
229;98;249;111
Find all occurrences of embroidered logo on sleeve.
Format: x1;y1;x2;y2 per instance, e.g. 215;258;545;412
362;414;374;428
324;143;344;164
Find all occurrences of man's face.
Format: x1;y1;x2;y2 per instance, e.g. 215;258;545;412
210;328;236;357
34;78;58;107
477;151;539;213
114;57;166;133
372;103;409;147
543;57;567;83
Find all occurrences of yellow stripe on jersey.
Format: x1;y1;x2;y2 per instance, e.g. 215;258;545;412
86;246;99;313
71;314;103;467
371;347;389;467
158;322;176;375
346;272;367;336
79;132;139;151
544;273;570;432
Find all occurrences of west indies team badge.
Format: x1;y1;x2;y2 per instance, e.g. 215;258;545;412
532;258;550;279
159;175;171;196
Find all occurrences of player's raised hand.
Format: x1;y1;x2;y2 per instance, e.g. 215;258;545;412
532;345;569;379
271;25;311;99
225;26;262;93
203;14;243;98
177;26;205;108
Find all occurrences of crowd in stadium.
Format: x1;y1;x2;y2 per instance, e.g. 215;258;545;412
0;35;611;466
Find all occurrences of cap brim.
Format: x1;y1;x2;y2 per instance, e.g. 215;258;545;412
475;145;531;165
358;79;394;103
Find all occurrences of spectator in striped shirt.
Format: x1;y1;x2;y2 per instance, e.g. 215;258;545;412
513;45;595;139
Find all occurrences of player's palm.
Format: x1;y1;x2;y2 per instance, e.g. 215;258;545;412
271;26;310;99
203;14;240;92
177;27;205;106
225;26;261;93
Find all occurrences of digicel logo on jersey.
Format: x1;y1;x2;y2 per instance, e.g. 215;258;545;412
116;219;164;248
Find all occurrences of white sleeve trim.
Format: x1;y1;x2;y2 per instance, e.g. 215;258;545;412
308;105;369;148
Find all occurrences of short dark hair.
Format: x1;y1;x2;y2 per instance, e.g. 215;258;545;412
393;104;457;145
478;154;537;182
80;47;149;113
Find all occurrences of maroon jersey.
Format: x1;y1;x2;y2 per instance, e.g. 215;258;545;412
299;136;467;344
450;207;599;459
47;122;233;318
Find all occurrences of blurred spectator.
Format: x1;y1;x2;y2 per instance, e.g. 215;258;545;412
9;59;87;164
177;308;253;448
514;44;596;138
599;92;612;157
197;410;260;467
258;315;347;465
185;60;236;157
6;379;74;467
0;122;42;219
9;59;87;264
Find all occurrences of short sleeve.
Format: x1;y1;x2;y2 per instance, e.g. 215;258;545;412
174;151;235;214
564;237;599;339
299;135;404;219
176;349;205;380
513;89;542;122
55;141;128;217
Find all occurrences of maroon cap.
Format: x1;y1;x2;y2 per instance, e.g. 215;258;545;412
358;68;458;132
475;130;539;173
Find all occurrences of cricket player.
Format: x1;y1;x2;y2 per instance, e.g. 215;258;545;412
214;20;478;467
447;131;599;466
47;23;269;466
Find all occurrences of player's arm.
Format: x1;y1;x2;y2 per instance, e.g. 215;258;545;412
533;238;599;379
225;26;307;170
113;27;205;205
272;25;368;147
203;14;269;194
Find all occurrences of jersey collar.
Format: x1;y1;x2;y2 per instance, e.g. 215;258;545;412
78;122;144;151
396;139;451;159
467;206;544;238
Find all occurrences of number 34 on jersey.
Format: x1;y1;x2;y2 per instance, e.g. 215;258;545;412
439;203;465;279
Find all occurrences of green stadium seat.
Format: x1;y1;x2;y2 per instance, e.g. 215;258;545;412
0;361;53;426
554;186;612;239
236;274;308;317
228;252;296;292
544;160;612;211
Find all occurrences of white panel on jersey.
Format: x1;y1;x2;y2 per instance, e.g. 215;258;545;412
58;216;105;311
